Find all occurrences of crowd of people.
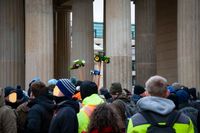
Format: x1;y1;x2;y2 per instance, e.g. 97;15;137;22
0;75;200;133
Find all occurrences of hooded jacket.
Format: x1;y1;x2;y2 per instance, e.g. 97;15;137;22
0;88;17;133
127;96;195;133
25;95;55;133
78;94;104;133
49;99;80;133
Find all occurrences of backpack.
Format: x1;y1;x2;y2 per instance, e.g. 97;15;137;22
124;100;138;118
140;111;181;133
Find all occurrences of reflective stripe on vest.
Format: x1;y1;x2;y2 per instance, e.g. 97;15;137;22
83;105;96;117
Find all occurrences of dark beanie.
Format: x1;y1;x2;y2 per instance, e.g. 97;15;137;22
109;82;122;95
80;80;98;100
4;86;16;97
16;86;24;100
134;85;145;95
56;79;76;98
176;89;190;104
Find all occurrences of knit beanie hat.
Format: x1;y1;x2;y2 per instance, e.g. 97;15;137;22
4;86;16;97
48;79;58;86
134;85;145;95
56;79;76;98
109;82;122;95
167;85;175;93
176;89;190;104
80;80;98;100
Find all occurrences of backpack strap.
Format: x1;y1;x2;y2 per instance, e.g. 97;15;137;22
166;111;181;127
140;111;181;127
140;111;161;127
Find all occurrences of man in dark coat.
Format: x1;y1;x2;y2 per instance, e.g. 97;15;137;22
49;79;79;133
25;81;55;133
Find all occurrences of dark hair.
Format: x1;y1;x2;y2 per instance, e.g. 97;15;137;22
111;100;127;124
88;103;121;133
31;81;48;97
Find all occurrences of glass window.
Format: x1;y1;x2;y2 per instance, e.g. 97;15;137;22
132;61;136;71
132;76;136;85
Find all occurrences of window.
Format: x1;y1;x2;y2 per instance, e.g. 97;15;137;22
132;61;136;71
132;76;136;85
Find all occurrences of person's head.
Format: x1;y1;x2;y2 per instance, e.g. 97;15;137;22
172;82;182;90
30;81;47;99
109;82;122;99
189;87;197;100
111;100;126;126
176;89;190;105
134;85;146;96
4;86;17;105
70;77;77;86
99;87;112;100
53;79;76;99
145;75;168;97
47;79;58;93
88;103;121;133
28;77;41;97
16;85;24;101
80;80;98;100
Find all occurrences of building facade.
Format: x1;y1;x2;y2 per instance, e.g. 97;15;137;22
1;0;200;92
94;22;136;87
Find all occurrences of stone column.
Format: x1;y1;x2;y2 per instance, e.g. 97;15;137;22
105;0;132;90
25;0;54;87
71;0;94;81
178;0;200;90
0;0;25;88
54;11;71;79
135;0;156;86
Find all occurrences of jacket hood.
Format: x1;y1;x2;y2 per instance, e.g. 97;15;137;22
82;94;104;106
137;96;175;115
28;95;56;111
58;99;80;113
38;96;56;111
0;88;5;107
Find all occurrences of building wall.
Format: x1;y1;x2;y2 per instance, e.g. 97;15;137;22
156;0;177;84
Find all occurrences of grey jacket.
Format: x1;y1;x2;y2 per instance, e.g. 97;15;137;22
0;88;17;133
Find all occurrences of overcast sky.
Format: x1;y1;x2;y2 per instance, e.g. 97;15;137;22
93;0;135;24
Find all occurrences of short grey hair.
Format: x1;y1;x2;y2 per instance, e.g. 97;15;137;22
172;82;182;90
145;75;168;96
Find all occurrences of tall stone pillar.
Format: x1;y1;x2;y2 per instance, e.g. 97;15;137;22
54;11;71;79
135;0;156;86
0;0;25;88
71;0;94;81
25;0;54;87
178;0;200;90
105;0;132;90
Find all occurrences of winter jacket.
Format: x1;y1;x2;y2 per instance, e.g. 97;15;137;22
114;95;138;118
131;94;143;104
78;94;104;133
25;95;55;133
15;101;30;133
49;99;80;133
127;96;195;133
0;88;17;133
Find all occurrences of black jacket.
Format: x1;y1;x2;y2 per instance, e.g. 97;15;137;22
25;95;55;133
49;99;80;133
